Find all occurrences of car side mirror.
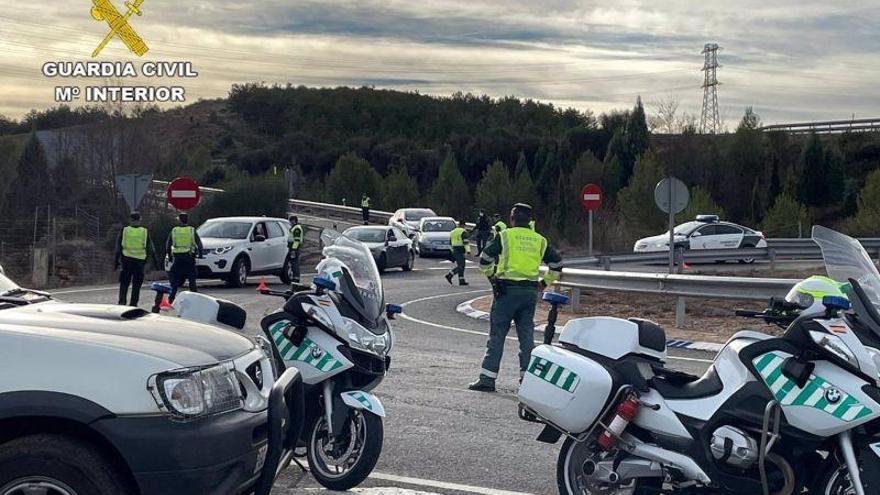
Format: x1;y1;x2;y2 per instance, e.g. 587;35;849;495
691;232;701;238
253;234;266;242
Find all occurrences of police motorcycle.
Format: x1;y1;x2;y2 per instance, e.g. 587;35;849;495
258;232;397;490
518;226;880;495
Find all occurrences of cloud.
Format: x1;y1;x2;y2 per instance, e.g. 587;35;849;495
0;0;878;125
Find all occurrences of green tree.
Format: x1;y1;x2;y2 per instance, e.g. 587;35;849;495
476;159;514;216
199;174;288;220
7;133;53;215
676;186;726;223
761;194;809;238
429;152;471;219
853;169;880;236
381;165;420;211
617;150;666;237
721;107;765;221
624;96;650;183
511;155;538;210
324;153;382;206
797;134;830;207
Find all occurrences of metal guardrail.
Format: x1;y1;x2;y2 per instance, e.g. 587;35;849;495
760;118;880;135
290;199;394;223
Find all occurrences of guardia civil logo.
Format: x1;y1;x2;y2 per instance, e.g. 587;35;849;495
89;0;149;57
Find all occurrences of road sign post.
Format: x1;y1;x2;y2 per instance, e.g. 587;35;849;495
166;177;201;211
654;177;689;274
581;184;603;257
115;174;152;213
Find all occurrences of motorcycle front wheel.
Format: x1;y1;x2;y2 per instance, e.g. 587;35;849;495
307;410;383;491
815;462;858;495
557;438;661;495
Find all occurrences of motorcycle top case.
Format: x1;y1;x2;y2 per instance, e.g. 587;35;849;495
559;316;667;362
518;344;613;434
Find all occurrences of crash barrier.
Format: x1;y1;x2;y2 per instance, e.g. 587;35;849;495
550;267;800;327
290;199;394;224
566;239;880;270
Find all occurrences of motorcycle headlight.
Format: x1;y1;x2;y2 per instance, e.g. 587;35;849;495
343;318;390;356
214;245;234;255
149;362;243;420
809;331;859;370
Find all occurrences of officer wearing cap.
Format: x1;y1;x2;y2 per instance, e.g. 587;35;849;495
114;211;159;306
166;212;204;302
469;203;563;392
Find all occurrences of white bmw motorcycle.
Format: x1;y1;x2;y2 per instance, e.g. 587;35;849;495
519;226;880;495
259;234;398;490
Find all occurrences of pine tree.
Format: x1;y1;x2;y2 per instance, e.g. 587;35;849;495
324;153;382;206
476;159;514;217
617;150;667;237
8;133;53;215
381;165;420;210
797;134;829;207
676;186;726;223
853;169;880;236
511;155;538;210
429;152;471;219
762;194;809;238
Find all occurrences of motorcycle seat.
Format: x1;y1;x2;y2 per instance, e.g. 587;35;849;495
651;365;723;400
628;318;666;353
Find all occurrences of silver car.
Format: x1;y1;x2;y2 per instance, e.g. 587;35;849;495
414;217;456;258
389;208;437;237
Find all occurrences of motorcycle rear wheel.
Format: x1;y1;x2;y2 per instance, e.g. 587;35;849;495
557;438;662;495
307;410;383;491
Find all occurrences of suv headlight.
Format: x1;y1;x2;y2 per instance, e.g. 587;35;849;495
343;318;390;356
214;245;234;255
149;362;243;420
809;331;859;370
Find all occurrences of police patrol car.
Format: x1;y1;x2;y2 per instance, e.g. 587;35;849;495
634;215;767;261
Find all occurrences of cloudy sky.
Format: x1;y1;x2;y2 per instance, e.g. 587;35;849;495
0;1;878;127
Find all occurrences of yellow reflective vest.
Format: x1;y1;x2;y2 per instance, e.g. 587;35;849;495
289;224;304;250
450;227;471;254
121;226;147;260
495;227;547;282
170;226;196;254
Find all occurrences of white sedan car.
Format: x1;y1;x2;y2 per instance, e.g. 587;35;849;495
388;208;437;237
634;215;766;262
190;216;293;287
414;217;456;257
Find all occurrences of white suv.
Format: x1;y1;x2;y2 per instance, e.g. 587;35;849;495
195;217;293;287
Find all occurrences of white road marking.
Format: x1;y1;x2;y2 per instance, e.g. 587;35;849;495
368;472;536;495
400;291;714;364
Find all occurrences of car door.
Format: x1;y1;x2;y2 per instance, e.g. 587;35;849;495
688;224;715;250
265;221;289;270
385;228;403;266
713;224;744;249
249;222;273;271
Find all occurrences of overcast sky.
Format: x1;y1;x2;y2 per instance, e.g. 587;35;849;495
0;1;878;127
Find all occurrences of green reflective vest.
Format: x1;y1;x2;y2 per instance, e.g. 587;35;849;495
171;226;195;254
121;226;147;260
361;196;371;208
496;227;547;282
289;224;304;250
450;227;467;247
494;221;507;232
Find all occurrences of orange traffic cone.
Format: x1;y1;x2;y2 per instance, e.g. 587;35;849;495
682;262;691;270
159;294;172;311
256;278;268;292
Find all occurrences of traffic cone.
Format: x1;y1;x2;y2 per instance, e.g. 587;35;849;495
159;295;172;311
256;278;268;292
682;262;691;270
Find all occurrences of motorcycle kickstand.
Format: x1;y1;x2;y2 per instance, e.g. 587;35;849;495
758;400;782;495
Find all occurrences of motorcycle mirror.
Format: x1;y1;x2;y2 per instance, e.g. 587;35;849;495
385;304;403;319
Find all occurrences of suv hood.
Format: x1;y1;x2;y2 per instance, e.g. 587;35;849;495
0;302;254;367
201;237;248;249
420;231;451;241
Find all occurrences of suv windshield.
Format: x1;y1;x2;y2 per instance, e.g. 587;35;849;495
422;219;455;232
404;209;434;222
346;228;386;243
198;221;252;239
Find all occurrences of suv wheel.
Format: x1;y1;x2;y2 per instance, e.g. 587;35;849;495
280;256;293;284
738;243;757;264
0;434;131;495
227;256;250;287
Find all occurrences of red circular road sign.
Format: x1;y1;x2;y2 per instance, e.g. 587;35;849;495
581;183;603;211
166;177;201;210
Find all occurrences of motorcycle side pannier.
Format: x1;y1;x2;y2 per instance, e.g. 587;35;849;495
517;344;613;434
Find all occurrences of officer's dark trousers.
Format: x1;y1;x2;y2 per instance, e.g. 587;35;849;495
118;256;146;306
479;285;537;380
169;254;198;303
362;207;370;224
288;248;301;282
447;247;466;280
476;233;488;255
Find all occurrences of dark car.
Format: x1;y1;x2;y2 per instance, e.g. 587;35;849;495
343;225;415;273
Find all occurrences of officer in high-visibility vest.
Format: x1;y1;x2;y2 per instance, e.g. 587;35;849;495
444;220;471;286
114;211;159;306
165;212;204;302
361;193;371;225
288;215;305;283
492;213;506;239
469;203;563;392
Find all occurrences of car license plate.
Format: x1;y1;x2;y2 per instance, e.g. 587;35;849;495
254;444;268;474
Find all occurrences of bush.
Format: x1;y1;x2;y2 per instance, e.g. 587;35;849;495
324;153;382;206
761;194;809;237
852;169;880;236
197;174;289;221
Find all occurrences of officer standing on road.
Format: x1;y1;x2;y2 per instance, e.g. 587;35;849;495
475;210;490;256
166;212;204;303
445;220;471;286
114;212;159;307
469;203;563;392
361;193;371;225
288;215;305;283
492;213;506;239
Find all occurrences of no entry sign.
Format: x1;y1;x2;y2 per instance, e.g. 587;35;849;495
581;184;603;211
166;177;201;210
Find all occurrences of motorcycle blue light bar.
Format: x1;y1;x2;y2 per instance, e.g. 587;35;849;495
822;295;850;311
314;276;336;291
386;304;403;314
542;292;570;305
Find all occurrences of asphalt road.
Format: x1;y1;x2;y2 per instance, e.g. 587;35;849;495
52;255;715;495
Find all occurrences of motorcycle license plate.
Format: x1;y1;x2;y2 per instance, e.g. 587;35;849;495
254;444;268;474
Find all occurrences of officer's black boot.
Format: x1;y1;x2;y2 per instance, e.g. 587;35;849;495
444;273;453;285
459;278;469;286
467;376;495;392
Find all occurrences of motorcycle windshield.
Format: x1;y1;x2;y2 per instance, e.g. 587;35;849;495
322;234;385;325
813;225;880;308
